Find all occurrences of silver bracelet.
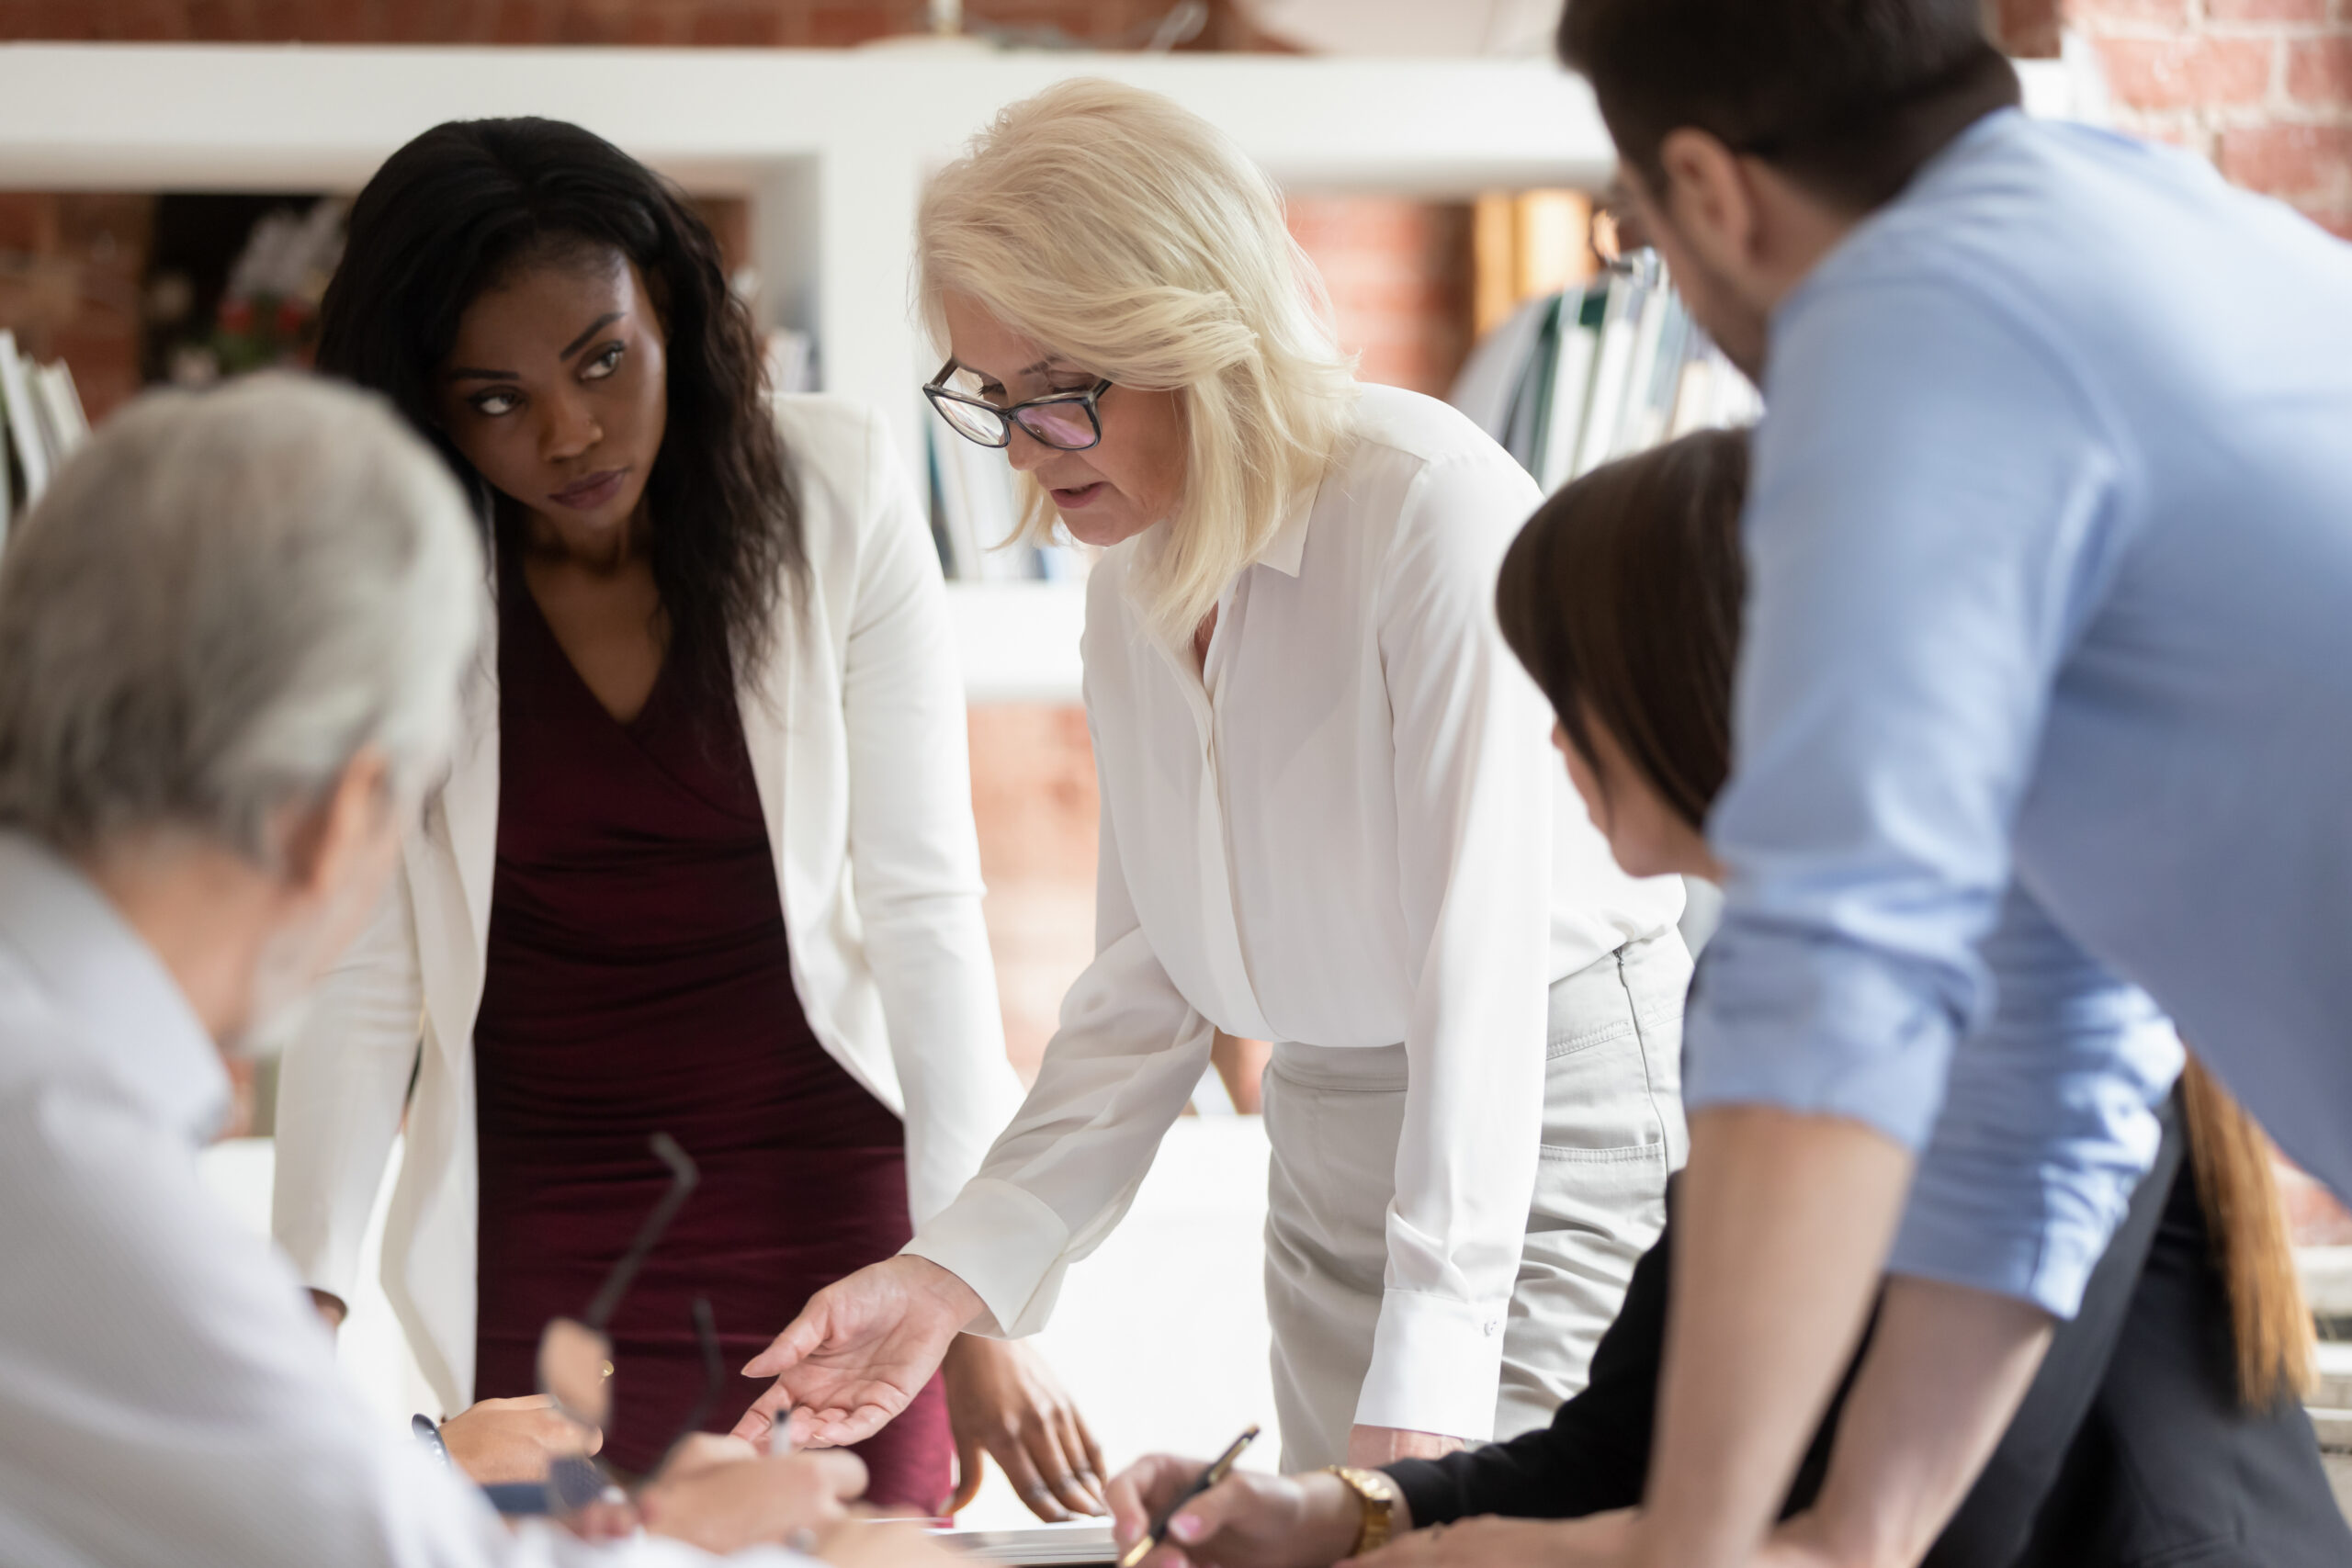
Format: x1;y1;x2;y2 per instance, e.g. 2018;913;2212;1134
412;1413;452;1470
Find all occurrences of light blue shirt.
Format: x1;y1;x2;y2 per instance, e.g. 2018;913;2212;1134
1686;109;2352;1317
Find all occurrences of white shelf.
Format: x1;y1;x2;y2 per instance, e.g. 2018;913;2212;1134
0;43;2086;705
0;41;1630;495
947;579;1088;705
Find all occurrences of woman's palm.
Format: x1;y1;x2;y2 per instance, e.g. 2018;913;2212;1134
733;1261;965;1449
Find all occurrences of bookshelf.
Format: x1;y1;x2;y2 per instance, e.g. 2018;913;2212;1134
0;43;2090;699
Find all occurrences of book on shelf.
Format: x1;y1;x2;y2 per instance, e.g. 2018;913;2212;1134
0;330;52;525
928;407;1021;581
34;360;89;464
1450;256;1760;494
0;338;95;556
1570;265;1648;479
764;330;816;396
925;411;1095;587
1446;288;1554;450
1496;293;1562;478
1532;288;1600;491
1607;273;1676;465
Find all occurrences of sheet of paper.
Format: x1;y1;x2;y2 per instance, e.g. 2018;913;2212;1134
925;1519;1118;1564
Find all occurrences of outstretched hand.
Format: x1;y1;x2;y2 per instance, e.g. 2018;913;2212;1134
733;1255;984;1451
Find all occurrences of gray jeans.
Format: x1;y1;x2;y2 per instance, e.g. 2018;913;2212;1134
1260;930;1690;1470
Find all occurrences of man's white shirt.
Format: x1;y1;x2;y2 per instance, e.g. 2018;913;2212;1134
0;830;797;1568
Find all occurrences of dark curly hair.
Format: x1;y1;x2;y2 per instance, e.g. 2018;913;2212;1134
315;117;801;693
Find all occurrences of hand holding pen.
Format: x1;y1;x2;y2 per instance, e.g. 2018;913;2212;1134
1114;1427;1401;1568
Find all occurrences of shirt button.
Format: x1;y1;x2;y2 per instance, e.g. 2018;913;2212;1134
1483;1319;1499;1337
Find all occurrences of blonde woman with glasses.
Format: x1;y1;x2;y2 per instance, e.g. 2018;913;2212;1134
732;80;1688;1483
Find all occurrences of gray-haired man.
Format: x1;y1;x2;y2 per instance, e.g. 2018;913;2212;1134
0;377;884;1567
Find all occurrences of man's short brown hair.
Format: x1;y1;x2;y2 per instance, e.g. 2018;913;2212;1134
1558;0;2022;211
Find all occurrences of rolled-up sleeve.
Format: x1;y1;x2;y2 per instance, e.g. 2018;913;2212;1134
1358;452;1555;1438
1892;884;2181;1313
1689;273;2163;1315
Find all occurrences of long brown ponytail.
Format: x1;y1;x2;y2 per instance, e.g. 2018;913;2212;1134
2181;1056;2315;1408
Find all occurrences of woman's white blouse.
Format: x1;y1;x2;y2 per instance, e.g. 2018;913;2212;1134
272;395;1023;1416
907;385;1684;1439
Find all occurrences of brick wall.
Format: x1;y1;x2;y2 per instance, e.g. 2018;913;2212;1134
2002;0;2352;238
965;705;1098;1082
0;192;148;416
0;3;1464;417
1287;196;1474;399
0;1;1283;49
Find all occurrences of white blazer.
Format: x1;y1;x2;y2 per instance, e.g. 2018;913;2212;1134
273;394;1024;1416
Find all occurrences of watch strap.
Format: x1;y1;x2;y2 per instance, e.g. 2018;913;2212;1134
411;1412;452;1470
1324;1465;1397;1556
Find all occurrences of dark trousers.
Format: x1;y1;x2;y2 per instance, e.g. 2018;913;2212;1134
1387;1093;2351;1566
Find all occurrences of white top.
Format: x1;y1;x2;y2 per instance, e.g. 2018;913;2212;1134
0;833;798;1568
271;395;1024;1416
906;385;1683;1439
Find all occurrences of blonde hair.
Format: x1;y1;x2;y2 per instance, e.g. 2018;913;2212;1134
917;78;1359;640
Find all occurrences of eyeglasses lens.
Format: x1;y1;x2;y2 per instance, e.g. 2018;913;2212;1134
935;396;1011;446
1017;401;1097;450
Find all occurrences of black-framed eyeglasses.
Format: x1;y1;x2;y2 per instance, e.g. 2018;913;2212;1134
924;357;1111;451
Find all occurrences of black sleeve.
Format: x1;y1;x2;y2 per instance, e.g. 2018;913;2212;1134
1382;1216;1673;1525
1381;1189;1861;1531
1374;1106;2199;1545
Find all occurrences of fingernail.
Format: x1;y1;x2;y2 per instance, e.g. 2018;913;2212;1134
1170;1514;1201;1542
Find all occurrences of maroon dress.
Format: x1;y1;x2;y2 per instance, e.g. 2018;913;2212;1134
470;562;952;1505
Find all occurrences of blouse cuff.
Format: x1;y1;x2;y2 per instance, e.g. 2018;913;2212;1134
900;1178;1071;1340
1351;1288;1509;1440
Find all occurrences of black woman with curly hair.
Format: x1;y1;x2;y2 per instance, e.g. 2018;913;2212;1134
271;118;1103;1520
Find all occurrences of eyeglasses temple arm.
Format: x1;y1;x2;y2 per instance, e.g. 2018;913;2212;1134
668;1296;728;1449
584;1132;700;1333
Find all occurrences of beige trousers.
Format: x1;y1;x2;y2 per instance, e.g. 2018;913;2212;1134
1259;930;1690;1471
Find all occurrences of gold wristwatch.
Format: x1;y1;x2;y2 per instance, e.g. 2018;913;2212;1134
1324;1465;1400;1557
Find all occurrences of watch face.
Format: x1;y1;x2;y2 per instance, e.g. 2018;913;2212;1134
1342;1468;1396;1553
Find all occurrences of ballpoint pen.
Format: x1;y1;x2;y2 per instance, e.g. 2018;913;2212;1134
1117;1424;1260;1568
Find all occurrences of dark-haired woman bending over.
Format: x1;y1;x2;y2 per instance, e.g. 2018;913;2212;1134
1109;429;2349;1567
271;117;1100;1519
